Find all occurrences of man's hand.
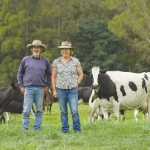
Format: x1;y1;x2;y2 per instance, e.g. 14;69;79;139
44;86;49;94
20;87;25;94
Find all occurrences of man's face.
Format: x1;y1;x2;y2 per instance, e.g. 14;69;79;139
32;46;41;57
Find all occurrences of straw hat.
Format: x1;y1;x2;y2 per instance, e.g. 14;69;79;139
27;40;47;53
58;41;74;49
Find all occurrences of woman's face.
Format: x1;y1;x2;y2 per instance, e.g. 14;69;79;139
61;48;71;57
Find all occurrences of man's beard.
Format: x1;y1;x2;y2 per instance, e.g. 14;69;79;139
32;52;40;57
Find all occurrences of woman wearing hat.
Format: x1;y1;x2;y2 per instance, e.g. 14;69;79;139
52;41;83;133
17;40;52;131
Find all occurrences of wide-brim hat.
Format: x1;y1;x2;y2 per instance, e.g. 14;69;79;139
58;41;74;49
27;40;47;53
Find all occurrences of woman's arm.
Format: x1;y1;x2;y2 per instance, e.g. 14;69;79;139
77;66;83;86
51;67;58;98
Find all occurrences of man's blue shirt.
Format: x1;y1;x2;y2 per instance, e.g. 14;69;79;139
17;55;51;87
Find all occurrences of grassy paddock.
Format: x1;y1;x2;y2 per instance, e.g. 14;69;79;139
1;103;150;150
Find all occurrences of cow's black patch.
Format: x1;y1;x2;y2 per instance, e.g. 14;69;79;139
119;110;124;115
120;85;126;96
142;78;147;93
128;81;137;91
144;74;149;81
91;92;98;103
142;78;146;89
98;74;119;102
145;86;148;93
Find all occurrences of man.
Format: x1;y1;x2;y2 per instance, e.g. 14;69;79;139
17;40;51;131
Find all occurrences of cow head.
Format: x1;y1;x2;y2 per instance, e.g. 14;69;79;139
83;66;109;89
10;81;24;102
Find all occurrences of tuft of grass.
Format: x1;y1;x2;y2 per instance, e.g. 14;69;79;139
1;103;150;150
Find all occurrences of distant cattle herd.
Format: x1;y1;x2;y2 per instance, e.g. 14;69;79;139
0;66;150;124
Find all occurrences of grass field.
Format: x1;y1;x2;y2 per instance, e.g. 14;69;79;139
1;102;150;150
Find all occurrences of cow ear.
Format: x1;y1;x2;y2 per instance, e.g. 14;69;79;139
11;81;16;89
83;70;91;75
100;67;109;74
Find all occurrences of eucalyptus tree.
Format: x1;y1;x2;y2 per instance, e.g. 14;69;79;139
105;0;150;72
0;0;42;85
75;17;122;86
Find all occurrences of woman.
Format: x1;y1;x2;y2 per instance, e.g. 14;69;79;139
52;41;83;133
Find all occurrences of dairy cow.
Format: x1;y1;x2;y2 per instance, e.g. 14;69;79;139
83;66;150;122
78;87;92;104
0;82;23;115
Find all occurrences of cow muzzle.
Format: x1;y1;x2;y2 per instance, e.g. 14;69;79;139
92;84;99;89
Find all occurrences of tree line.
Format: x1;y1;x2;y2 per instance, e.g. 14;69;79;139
0;0;150;86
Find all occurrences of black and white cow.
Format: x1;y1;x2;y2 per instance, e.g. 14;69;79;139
1;100;35;124
0;82;23;115
83;66;150;122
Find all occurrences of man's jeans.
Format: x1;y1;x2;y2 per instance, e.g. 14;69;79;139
22;86;44;131
56;87;81;133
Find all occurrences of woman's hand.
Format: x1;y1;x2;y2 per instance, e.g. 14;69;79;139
53;90;58;98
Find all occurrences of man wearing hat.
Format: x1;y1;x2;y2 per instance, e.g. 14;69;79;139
17;40;51;131
52;41;83;133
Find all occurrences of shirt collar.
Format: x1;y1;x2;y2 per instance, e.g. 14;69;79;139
58;56;73;61
31;55;41;59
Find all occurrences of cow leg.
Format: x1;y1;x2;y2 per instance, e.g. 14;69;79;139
120;110;125;122
49;102;53;115
0;114;4;124
31;108;35;119
134;109;139;122
3;112;9;125
97;114;103;121
148;97;150;122
113;100;120;123
9;113;17;120
5;112;10;124
88;98;100;122
89;108;98;122
101;107;109;121
97;106;103;121
46;102;49;115
78;99;83;105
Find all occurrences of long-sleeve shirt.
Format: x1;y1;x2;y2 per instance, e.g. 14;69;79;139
17;55;52;88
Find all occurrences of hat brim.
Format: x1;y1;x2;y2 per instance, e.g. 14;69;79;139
27;44;46;53
58;46;74;49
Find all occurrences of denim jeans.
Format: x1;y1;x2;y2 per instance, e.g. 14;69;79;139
22;86;44;131
56;87;81;133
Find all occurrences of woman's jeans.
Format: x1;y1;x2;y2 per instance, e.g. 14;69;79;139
56;87;81;133
22;86;44;131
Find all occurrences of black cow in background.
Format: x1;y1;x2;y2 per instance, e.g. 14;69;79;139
78;87;92;104
0;81;23;115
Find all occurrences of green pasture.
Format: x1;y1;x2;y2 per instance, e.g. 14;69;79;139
0;103;150;150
